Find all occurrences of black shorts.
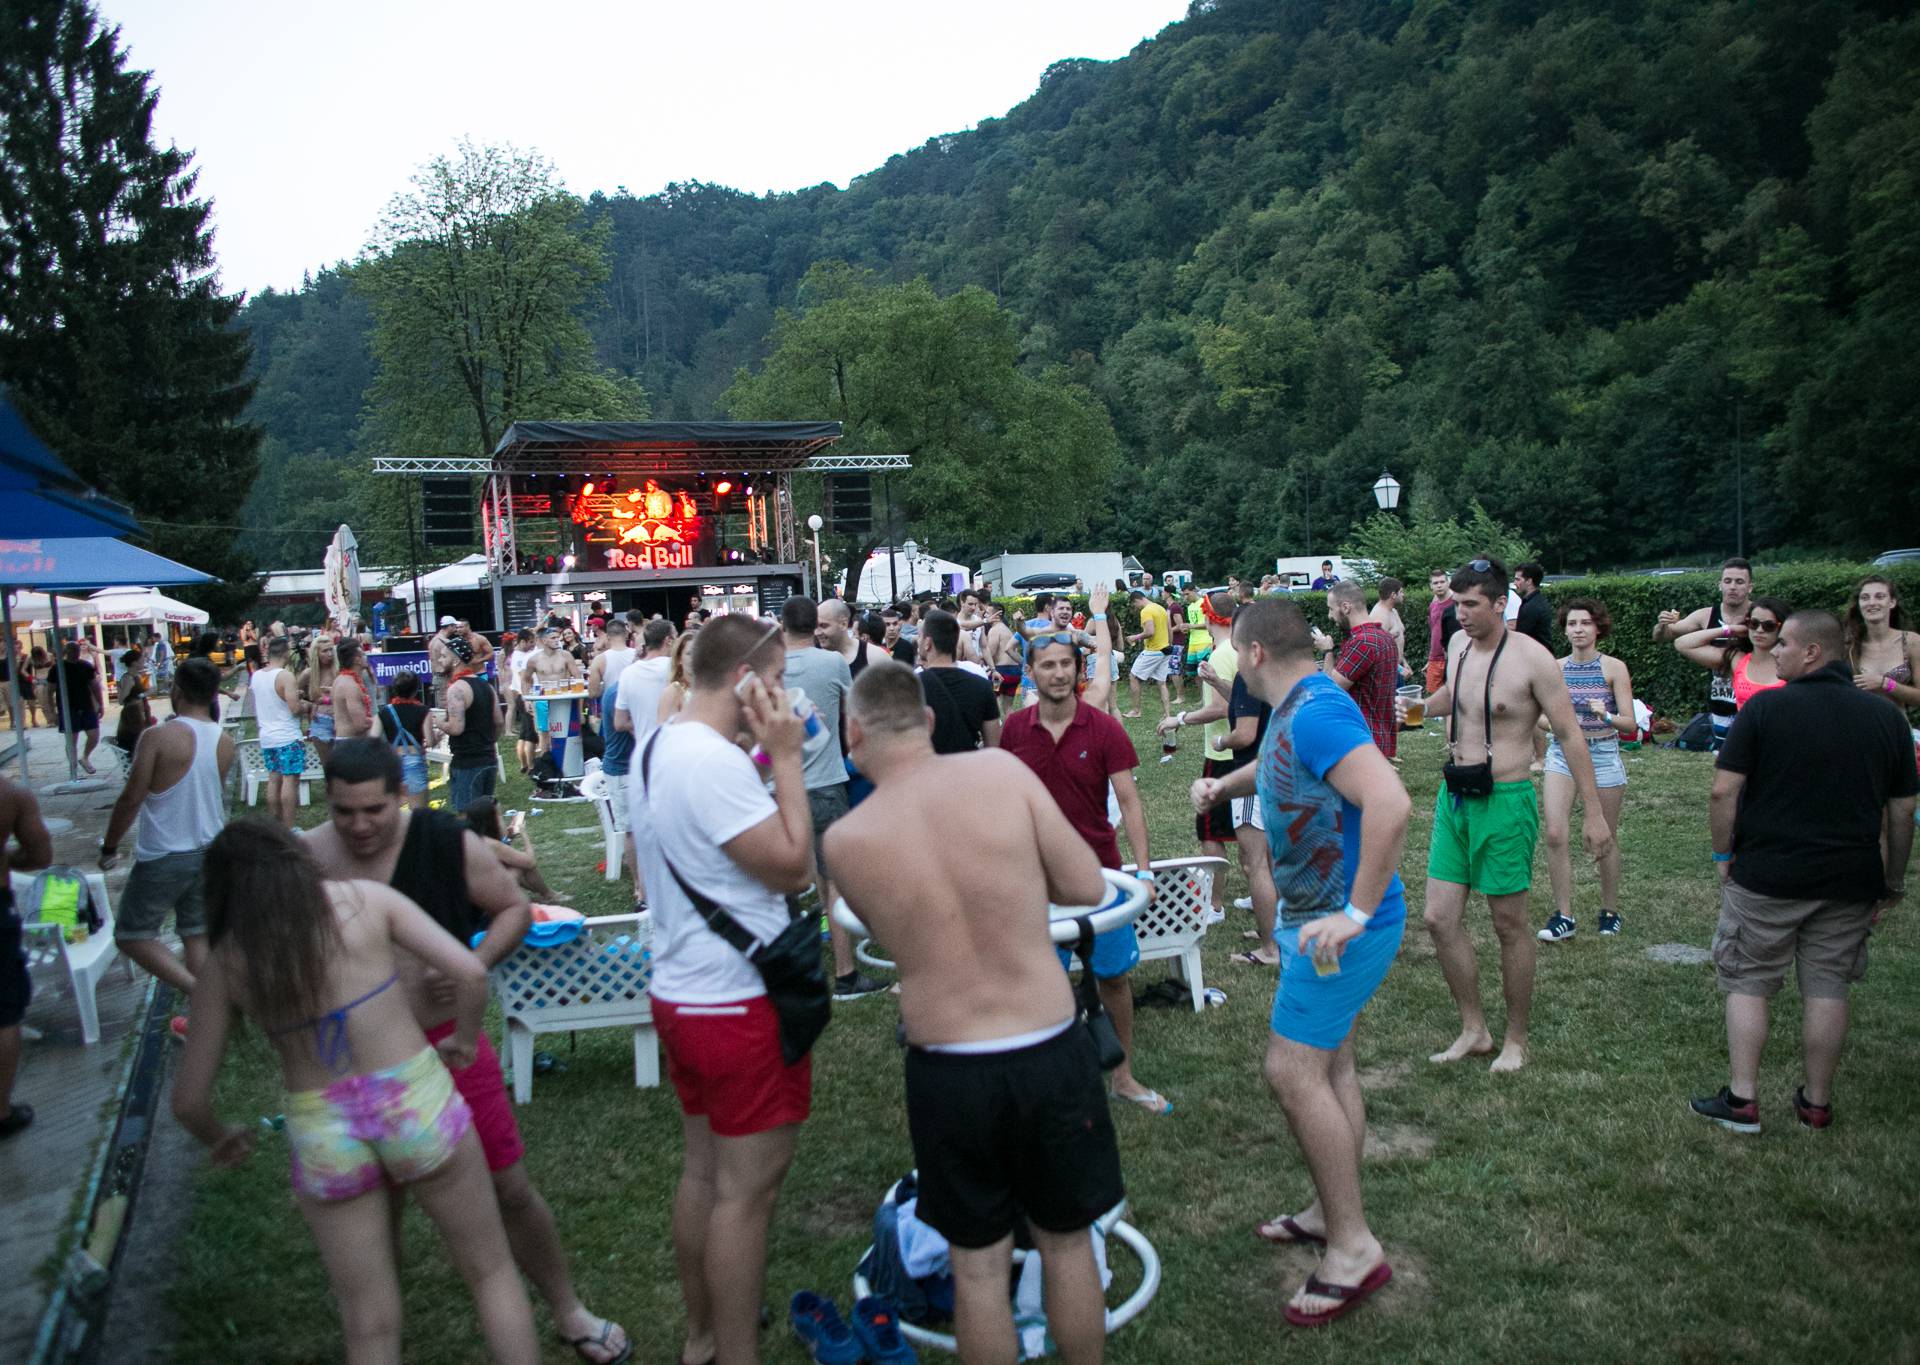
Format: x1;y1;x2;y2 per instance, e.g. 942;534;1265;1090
1;910;30;1030
904;1024;1124;1249
513;705;539;742
1195;757;1234;842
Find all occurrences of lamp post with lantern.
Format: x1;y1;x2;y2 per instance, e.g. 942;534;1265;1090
806;513;825;599
902;537;919;598
1372;470;1402;514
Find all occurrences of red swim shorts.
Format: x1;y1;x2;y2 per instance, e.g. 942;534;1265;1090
652;994;812;1138
425;1019;526;1172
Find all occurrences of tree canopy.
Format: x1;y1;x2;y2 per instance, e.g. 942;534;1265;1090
237;0;1920;581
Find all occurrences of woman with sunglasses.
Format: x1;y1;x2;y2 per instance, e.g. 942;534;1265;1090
1536;598;1639;942
1675;597;1791;715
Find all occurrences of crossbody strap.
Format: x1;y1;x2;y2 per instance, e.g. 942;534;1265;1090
640;730;776;961
1449;630;1508;762
384;704;422;754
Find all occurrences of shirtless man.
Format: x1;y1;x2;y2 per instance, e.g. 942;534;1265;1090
527;627;584;693
956;598;1022;713
1419;557;1614;1072
303;740;630;1365
830;662;1121;1365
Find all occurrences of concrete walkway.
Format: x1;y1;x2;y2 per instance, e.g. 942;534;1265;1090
0;722;154;1364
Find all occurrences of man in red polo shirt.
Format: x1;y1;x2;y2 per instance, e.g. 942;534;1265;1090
1000;584;1168;1115
1325;582;1399;760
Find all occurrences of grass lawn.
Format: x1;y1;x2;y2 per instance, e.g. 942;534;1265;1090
165;711;1920;1363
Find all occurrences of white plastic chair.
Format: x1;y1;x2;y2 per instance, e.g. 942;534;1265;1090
1123;856;1226;1012
233;737;317;807
578;763;626;882
12;870;133;1045
488;911;657;1104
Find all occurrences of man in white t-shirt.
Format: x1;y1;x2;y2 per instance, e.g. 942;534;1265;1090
611;620;676;907
629;613;814;1365
505;631;539;773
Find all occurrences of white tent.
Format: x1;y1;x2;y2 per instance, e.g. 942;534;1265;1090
845;548;971;604
88;586;209;627
389;554;490;601
11;592;100;629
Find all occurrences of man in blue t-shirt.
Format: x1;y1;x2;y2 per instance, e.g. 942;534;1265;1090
1191;597;1410;1330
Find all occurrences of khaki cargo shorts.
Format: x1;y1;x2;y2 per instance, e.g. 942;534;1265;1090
1712;880;1874;1000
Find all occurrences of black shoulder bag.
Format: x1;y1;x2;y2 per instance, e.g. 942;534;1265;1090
1072;915;1126;1072
641;733;832;1064
1440;630;1507;801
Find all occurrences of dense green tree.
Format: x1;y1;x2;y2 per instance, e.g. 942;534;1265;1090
0;0;260;617
723;264;1116;600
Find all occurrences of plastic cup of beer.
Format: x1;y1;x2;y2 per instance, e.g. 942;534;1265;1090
1397;684;1425;726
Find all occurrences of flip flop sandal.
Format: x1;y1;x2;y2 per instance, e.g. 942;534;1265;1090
1112;1088;1174;1116
1283;1262;1393;1328
1255;1215;1327;1247
560;1318;632;1364
1231;950;1278;967
1242;929;1262;941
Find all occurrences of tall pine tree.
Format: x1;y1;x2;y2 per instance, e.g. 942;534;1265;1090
0;0;259;616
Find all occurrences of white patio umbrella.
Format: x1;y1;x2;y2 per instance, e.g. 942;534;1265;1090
323;524;361;633
87;586;209;627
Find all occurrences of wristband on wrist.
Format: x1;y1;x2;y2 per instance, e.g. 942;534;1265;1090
1343;902;1372;926
1135;869;1155;882
1176;711;1187;727
1091;613;1107;622
1885;675;1898;694
1711;851;1732;863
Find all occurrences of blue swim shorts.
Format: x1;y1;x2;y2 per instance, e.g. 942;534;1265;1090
264;742;307;776
1056;922;1140;981
1270;909;1405;1050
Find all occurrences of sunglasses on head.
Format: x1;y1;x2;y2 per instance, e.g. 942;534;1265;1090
1467;558;1493;572
1024;631;1080;657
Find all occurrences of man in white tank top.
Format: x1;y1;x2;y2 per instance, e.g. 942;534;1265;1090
98;659;234;1035
249;636;309;827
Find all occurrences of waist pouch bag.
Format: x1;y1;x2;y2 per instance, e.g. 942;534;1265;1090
1441;630;1507;800
642;733;831;1064
1073;915;1126;1072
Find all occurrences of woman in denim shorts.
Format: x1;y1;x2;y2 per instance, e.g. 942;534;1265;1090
1537;599;1639;943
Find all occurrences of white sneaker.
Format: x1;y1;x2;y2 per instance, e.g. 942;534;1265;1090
1233;897;1253;911
1203;907;1226;925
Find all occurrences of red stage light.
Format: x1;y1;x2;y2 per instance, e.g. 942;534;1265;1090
714;480;734;495
581;482;596;497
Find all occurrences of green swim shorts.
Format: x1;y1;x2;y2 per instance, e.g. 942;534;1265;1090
1427;781;1539;897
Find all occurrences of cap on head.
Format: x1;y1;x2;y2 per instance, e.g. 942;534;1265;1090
439;615;458;627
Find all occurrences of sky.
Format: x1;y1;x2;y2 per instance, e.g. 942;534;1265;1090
97;0;1189;298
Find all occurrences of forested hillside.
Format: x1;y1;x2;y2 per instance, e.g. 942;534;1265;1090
240;0;1920;576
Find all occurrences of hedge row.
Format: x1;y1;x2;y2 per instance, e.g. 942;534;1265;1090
982;561;1919;722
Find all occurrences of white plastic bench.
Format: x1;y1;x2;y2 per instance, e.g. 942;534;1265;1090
488;911;657;1104
578;764;626;881
12;869;133;1045
232;737;323;808
1121;856;1225;1012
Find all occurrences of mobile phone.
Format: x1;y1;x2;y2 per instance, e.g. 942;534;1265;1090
733;672;760;701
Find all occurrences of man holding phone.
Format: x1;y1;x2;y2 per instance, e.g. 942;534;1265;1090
631;614;818;1365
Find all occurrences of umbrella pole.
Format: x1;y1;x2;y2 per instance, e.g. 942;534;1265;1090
50;597;78;782
1;591;24;781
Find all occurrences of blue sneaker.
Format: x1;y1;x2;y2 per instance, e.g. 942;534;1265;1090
789;1291;864;1364
852;1295;917;1363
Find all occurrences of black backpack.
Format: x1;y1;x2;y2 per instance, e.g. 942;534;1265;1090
1671;712;1717;752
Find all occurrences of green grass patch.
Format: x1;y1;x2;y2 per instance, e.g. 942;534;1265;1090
165;720;1920;1362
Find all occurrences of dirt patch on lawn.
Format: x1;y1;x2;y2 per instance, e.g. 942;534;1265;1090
1357;1059;1414;1090
1365;1123;1436;1161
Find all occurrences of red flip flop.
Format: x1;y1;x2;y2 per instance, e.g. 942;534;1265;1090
1255;1215;1326;1247
1283;1262;1393;1328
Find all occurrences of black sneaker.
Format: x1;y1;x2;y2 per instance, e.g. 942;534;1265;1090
1792;1086;1833;1130
1597;911;1623;936
834;971;886;1001
1537;914;1576;942
1690;1086;1761;1134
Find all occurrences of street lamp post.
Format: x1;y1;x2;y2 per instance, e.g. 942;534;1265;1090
902;538;919;598
1372;470;1402;513
806;513;825;598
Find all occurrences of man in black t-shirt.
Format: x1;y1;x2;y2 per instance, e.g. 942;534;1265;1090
1222;672;1280;962
917;611;1001;753
1692;610;1915;1135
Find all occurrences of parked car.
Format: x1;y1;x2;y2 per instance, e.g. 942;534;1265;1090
1872;548;1920;566
1011;572;1081;590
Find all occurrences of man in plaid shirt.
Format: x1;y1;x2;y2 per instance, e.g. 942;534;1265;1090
1325;582;1400;759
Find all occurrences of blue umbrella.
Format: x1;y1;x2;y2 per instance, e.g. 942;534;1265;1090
0;390;141;537
0;538;214;782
